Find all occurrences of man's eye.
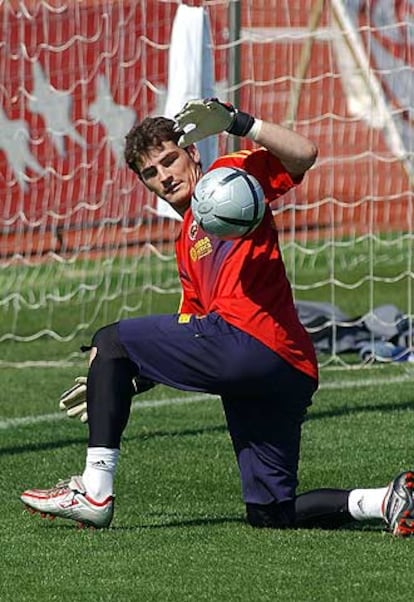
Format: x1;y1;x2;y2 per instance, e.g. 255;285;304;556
141;166;157;180
163;153;178;167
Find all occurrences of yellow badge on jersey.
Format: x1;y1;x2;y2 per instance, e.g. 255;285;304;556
189;236;213;262
178;313;192;324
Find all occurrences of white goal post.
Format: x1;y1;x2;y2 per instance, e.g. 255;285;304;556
1;0;413;365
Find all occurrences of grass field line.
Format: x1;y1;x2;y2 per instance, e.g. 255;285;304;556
0;373;412;431
0;394;213;430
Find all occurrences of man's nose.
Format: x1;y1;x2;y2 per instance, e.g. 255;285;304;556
158;165;171;182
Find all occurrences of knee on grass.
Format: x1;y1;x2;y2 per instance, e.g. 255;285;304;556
246;500;295;529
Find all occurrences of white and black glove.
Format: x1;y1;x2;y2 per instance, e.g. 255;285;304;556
59;375;156;424
59;376;88;423
174;98;255;147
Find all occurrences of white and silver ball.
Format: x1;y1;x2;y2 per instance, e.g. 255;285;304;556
191;167;265;240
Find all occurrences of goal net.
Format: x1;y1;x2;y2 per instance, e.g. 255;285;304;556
1;0;413;366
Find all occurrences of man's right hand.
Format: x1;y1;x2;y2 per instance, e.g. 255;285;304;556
59;374;156;424
59;376;88;423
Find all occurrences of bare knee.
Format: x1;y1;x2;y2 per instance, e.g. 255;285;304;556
89;347;97;366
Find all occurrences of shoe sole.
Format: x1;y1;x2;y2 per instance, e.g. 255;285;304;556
22;503;98;530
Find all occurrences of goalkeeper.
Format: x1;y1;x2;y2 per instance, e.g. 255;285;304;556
21;99;414;536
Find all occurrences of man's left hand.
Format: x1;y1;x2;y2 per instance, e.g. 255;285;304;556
174;98;235;147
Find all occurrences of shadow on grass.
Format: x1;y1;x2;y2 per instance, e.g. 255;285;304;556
122;515;246;530
126;516;384;533
1;424;227;457
21;512;388;535
124;514;385;534
3;397;414;458
306;399;414;422
21;513;245;532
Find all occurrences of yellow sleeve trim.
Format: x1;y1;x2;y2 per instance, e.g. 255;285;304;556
218;150;251;160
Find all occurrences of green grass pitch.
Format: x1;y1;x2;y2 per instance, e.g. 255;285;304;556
1;363;414;601
1;237;414;600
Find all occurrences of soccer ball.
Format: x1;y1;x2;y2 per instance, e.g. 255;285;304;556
191;167;265;239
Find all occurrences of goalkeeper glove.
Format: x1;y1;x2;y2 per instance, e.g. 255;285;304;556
59;376;88;423
174;98;255;147
59;375;156;423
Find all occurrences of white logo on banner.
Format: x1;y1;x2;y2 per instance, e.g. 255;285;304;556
88;75;136;166
29;61;87;156
0;61;137;191
0;106;44;192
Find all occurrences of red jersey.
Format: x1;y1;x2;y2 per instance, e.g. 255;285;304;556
175;148;318;381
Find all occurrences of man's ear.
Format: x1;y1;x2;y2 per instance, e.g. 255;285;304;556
186;143;201;164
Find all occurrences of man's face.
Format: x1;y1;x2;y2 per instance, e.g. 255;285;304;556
137;141;202;215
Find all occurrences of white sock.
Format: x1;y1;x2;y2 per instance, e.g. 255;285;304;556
82;447;120;501
348;487;388;521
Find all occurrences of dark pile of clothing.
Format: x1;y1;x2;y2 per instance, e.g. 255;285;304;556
296;301;414;363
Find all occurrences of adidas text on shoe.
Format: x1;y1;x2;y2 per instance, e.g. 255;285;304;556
383;471;414;537
20;476;114;529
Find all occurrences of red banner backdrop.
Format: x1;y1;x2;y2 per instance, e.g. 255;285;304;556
1;1;412;258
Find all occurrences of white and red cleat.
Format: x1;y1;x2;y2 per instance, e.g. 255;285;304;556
383;471;414;537
20;476;114;529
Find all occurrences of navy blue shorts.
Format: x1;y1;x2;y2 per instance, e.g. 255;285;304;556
118;312;317;505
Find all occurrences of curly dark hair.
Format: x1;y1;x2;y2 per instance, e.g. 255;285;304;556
124;116;183;178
